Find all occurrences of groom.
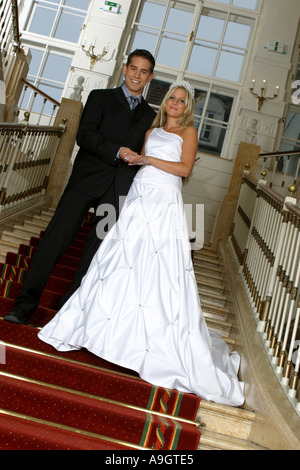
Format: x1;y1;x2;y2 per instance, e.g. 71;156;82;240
4;49;156;325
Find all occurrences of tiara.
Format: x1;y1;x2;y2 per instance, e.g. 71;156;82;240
169;80;195;99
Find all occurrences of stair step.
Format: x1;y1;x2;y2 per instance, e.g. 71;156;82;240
202;303;230;322
193;259;225;274
197;279;225;296
194;245;219;258
194;250;221;262
33;213;52;222
194;267;223;282
0;241;20;263
197;400;255;441
13;223;44;235
198;289;227;308
1;230;32;245
198;429;265;451
23;219;50;229
205;317;232;338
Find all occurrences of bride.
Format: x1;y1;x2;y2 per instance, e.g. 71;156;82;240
38;81;245;407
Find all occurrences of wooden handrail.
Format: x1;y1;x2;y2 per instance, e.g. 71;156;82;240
0;122;64;133
22;79;60;107
260;149;300;157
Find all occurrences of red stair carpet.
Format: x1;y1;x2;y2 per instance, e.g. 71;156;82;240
0;214;201;450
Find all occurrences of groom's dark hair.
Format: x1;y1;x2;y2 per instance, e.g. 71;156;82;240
127;49;155;74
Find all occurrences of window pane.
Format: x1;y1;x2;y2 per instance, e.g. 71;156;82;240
31;81;63;113
156;36;186;68
64;0;90;9
194;89;233;156
212;0;230;4
188;44;218;76
28;5;57;36
224;21;251;48
129;28;158;56
278;111;300;176
233;0;258;10
146;78;171;107
212;0;258;8
138;0;166;28
195;12;225;42
27;48;44;76
216;49;245;81
208;91;234;123
54;10;85;42
165;4;193;35
42;53;72;82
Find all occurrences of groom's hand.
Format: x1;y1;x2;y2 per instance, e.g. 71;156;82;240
119;147;137;162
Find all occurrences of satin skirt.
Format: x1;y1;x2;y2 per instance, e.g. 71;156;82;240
38;177;244;406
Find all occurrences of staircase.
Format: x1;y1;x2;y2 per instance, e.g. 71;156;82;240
0;207;265;450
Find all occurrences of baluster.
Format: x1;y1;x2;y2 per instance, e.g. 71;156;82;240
258;209;287;334
268;214;294;355
281;255;300;386
36;98;48;125
273;217;300;367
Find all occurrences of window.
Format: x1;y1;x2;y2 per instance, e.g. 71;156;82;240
277;44;300;176
127;0;255;157
19;1;90;116
188;8;252;82
278;107;300;177
147;78;235;156
25;0;89;43
20;46;73;115
128;1;194;70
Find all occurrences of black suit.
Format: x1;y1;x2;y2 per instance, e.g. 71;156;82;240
14;86;156;312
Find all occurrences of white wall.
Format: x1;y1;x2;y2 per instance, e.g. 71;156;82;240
182;155;233;244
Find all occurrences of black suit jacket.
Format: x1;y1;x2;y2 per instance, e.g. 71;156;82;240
65;86;156;199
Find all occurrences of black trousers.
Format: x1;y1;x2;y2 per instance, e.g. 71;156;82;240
14;185;118;312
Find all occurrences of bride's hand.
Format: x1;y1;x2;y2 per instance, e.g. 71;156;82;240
126;154;149;166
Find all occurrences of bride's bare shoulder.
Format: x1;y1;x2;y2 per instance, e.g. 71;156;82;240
182;126;198;140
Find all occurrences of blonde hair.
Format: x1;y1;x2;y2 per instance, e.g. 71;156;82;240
151;86;194;129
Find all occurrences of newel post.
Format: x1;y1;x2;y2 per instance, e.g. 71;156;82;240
211;142;261;250
45;98;83;208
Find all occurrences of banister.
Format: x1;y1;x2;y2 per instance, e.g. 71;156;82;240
259;150;300;157
0;122;65;134
22;79;61;107
229;170;300;416
285;202;300;218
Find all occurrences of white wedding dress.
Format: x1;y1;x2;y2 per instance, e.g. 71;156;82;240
38;128;244;407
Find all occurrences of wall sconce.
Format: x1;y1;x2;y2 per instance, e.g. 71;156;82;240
250;79;279;111
81;37;113;69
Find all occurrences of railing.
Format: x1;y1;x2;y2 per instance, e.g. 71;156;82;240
0;120;65;211
18;79;61;125
229;173;300;415
257;150;300;193
1;0;21;81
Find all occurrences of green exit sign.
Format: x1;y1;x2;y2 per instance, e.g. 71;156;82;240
104;1;121;13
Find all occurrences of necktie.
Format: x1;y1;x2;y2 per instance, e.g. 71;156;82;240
129;96;139;110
